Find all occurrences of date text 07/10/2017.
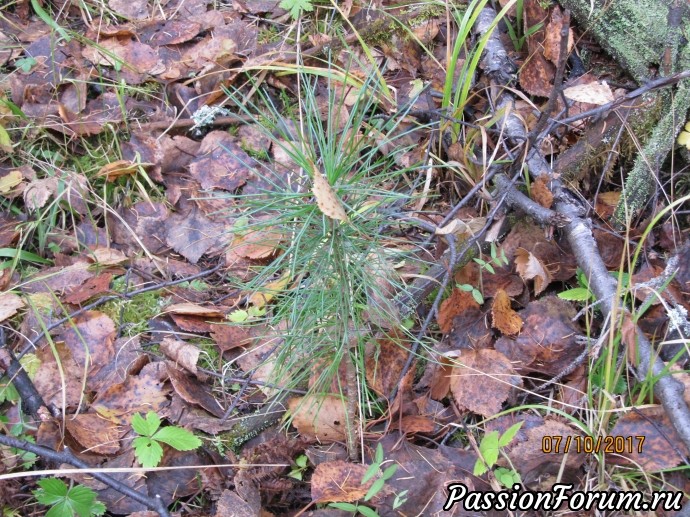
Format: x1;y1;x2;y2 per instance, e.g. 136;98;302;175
443;483;684;513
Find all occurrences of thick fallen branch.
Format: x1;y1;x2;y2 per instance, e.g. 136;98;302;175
476;6;690;452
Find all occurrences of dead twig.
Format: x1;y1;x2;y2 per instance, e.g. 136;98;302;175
0;433;171;516
476;6;690;453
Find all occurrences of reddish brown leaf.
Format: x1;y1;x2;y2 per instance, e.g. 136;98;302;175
519;0;554;97
188;131;252;191
365;331;411;397
448;349;522;417
311;460;376;503
594;191;621;220
63;273;113;304
167;364;223;417
65;413;123;455
232;227;283;260
491;289;523;336
543;7;573;64
610;407;689;471
531;175;553;209
211;324;254;353
92;362;170;425
438;288;479;334
495;297;582;375
489;415;585;486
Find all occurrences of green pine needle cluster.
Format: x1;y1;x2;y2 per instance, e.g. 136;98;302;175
220;63;431;408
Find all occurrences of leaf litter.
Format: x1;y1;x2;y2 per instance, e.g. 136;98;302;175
0;0;689;515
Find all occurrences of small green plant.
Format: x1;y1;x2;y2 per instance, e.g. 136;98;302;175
473;422;523;488
288;454;309;480
502;0;544;51
279;0;313;19
559;268;631;303
0;415;38;470
33;479;106;517
441;0;516;140
329;443;404;517
131;411;202;468
457;242;509;304
227;305;266;323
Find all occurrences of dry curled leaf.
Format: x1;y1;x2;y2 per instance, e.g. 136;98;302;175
312;173;348;222
514;247;553;295
491;289;523;336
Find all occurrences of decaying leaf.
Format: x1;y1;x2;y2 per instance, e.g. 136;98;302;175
491;289;523;335
164;303;226;318
311;460;378;503
610;406;690;471
23;177;58;210
288;394;348;442
543;7;574;64
167;364;223;418
0;292;24;322
515;247;553;295
96;160;141;182
448;348;522;417
65;413;124;455
232;227;283;260
438;287;480;334
563;81;614;105
160;337;201;376
495;297;581;376
312;172;348;222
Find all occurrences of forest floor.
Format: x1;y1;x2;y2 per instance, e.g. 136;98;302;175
0;0;690;516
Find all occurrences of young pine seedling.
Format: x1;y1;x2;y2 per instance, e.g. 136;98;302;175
131;411;202;468
33;479;106;517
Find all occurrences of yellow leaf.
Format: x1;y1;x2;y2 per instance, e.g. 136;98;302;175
0;169;23;194
0;125;12;154
248;271;291;308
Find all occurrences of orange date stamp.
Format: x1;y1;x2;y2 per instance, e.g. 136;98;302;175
541;435;645;454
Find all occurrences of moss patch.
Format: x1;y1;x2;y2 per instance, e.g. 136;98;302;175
100;277;167;336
